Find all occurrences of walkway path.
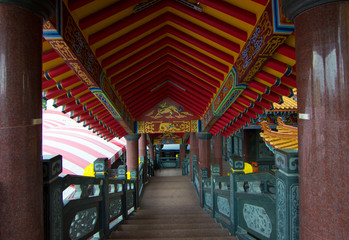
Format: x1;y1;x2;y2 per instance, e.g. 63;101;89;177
109;169;236;239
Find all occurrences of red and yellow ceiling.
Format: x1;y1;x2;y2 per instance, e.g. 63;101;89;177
41;0;296;142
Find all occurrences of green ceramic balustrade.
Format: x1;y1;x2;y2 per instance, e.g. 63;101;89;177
43;155;140;240
196;149;299;240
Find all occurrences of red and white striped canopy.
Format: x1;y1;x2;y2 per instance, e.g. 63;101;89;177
43;109;126;175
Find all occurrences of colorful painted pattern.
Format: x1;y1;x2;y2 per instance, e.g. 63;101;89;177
137;120;199;134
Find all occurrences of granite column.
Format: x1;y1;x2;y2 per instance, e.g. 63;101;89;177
179;144;187;168
0;1;54;239
148;145;155;175
197;132;212;205
138;134;147;181
125;134;141;206
213;135;223;175
189;133;198;181
282;1;349;238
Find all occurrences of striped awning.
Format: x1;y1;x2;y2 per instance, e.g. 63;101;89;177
43;109;126;175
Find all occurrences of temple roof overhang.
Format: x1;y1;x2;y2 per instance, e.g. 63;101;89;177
41;0;296;143
260;117;298;152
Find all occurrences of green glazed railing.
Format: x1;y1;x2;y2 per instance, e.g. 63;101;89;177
198;149;299;240
43;155;138;240
158;157;179;168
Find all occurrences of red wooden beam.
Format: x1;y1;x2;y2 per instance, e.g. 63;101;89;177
198;0;257;25
79;0;139;30
167;0;247;41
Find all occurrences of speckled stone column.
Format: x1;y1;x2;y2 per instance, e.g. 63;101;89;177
179;144;187;168
125;134;141;206
213;135;223;175
197;132;212;205
138;134;147;180
0;1;54;239
282;1;349;239
189;133;198;181
125;134;141;173
197;132;212;173
148;145;155;173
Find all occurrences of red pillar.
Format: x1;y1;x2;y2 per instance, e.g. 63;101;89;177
197;132;212;175
148;145;155;174
126;134;141;172
189;133;198;181
138;133;147;180
125;134;141;205
179;144;187;168
283;1;349;239
213;135;223;175
0;2;54;239
197;132;212;205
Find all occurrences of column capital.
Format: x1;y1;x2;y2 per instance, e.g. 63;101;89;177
282;0;343;22
124;134;141;141
197;132;212;140
0;0;55;20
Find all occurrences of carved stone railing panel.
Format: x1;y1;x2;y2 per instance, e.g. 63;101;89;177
69;207;98;240
190;150;299;240
43;155;137;240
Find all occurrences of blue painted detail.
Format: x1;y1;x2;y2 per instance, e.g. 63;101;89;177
285;65;292;76
57;81;63;90
53;98;59;108
44;71;51;80
197;120;201;132
89;88;101;92
272;0;295;34
265;86;271;95
275;77;281;87
266;142;275;153
67;90;73;98
76;98;81;104
42;31;61;39
42;91;48;100
288;89;294;98
135;122;138;133
241;27;263;69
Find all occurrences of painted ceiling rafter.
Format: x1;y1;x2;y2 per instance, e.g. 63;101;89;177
120;71;213;106
41;0;297;143
107;44;225;81
119;68;171;98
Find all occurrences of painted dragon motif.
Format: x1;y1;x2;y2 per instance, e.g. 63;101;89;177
146;102;193;119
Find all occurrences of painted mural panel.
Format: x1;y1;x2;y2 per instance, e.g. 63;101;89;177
138;98;197;121
137;99;199;134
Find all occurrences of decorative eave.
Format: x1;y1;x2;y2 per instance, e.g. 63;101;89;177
259;117;298;152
